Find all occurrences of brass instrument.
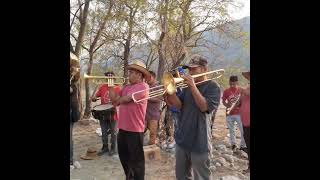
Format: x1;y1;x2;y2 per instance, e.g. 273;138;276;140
83;73;126;85
132;69;225;103
70;52;80;86
226;94;241;115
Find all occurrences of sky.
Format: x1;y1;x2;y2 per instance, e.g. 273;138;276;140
229;0;250;20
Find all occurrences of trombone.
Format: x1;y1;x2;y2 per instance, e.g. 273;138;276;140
132;69;225;103
226;94;241;115
83;73;127;85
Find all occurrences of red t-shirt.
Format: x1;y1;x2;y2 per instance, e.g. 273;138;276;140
240;86;250;127
118;82;149;132
222;87;242;115
95;84;121;120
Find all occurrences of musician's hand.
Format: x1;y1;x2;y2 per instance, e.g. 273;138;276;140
91;97;97;102
181;74;196;88
226;102;232;108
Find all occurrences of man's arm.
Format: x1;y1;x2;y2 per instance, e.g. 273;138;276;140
165;93;182;109
182;74;208;112
109;87;133;105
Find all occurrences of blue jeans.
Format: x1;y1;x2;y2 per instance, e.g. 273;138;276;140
70;121;74;164
226;115;246;148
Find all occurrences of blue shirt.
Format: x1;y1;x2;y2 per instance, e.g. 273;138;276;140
174;81;221;153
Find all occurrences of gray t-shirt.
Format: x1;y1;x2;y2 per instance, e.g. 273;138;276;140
175;80;221;153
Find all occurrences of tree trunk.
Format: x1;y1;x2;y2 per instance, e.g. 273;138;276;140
83;52;94;118
74;0;90;56
157;32;165;81
157;0;168;81
123;15;133;80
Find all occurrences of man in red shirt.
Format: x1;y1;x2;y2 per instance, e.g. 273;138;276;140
240;71;250;174
109;60;150;180
92;71;121;156
222;75;246;151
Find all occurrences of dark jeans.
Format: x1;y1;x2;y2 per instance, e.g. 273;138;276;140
99;112;118;150
243;126;250;168
118;129;145;180
70;121;74;165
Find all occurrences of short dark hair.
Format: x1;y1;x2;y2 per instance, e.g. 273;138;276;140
229;75;238;82
104;71;115;76
149;71;156;78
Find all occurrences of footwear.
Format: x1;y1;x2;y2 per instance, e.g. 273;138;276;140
109;148;117;156
240;147;248;153
242;168;250;174
73;161;81;169
70;165;75;171
167;141;175;149
98;144;109;156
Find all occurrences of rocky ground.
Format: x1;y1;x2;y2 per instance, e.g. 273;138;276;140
70;104;250;180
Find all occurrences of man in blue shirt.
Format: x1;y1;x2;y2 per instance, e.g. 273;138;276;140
165;55;221;180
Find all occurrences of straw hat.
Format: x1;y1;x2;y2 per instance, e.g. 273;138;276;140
80;147;98;160
242;71;250;81
128;60;150;79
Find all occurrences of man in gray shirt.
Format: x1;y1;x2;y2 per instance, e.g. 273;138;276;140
165;55;221;180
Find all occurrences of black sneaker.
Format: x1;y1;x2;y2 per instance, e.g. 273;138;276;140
98;145;109;156
108;149;117;156
240;147;248;153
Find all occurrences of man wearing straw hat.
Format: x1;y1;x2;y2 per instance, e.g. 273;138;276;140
108;60;150;180
165;55;221;180
70;52;81;170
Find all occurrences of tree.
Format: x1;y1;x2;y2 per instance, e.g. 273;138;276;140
82;0;114;118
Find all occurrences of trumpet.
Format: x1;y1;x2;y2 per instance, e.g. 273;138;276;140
132;69;225;103
83;73;126;85
226;94;241;115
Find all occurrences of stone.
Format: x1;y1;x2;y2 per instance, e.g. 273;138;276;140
220;176;241;180
222;154;234;163
74;161;82;169
240;151;248;159
215;157;229;167
222;149;233;155
78;119;90;126
216;144;227;152
144;144;161;161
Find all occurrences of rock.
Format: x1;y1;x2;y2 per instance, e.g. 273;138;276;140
74;161;81;169
222;154;234;163
78;119;90;126
222;149;233;155
215;157;229;167
230;163;235;168
220;176;241;180
210;165;216;172
216;144;227;152
240;151;248;159
212;150;221;157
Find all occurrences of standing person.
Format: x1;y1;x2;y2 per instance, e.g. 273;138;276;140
165;55;221;180
108;60;150;180
145;71;161;145
91;71;121;156
70;52;81;169
240;71;250;174
222;75;246;151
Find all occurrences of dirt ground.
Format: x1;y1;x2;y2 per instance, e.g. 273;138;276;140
70;104;250;180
